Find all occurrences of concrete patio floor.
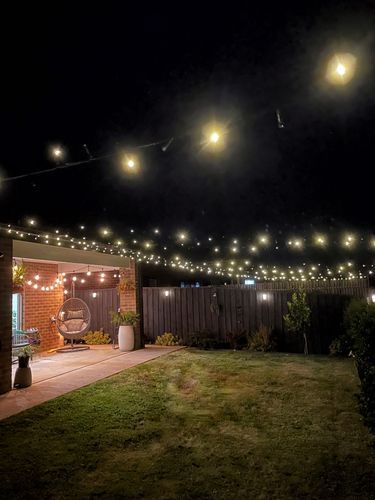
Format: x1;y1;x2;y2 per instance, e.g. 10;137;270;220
0;345;182;421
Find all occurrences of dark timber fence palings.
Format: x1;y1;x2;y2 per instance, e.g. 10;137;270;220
142;281;368;354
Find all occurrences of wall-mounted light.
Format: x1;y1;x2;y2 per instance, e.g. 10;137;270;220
262;293;268;301
164;290;170;297
244;279;255;286
371;294;375;303
92;292;97;298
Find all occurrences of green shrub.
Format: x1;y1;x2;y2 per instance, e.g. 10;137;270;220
155;332;180;346
227;330;248;350
329;334;352;357
344;298;375;433
187;331;221;349
284;291;311;354
82;329;111;345
110;311;139;327
248;325;277;352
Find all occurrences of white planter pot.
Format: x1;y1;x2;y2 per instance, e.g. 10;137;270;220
118;325;134;351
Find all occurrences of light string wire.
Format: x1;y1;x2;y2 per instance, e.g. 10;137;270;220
1;137;173;182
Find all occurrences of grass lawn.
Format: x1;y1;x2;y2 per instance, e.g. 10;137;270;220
1;350;375;499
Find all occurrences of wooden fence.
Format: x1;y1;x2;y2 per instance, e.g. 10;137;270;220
247;277;369;296
75;288;119;338
142;286;360;354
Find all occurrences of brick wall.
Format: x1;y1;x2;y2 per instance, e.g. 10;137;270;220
119;260;143;349
0;237;12;394
23;262;64;351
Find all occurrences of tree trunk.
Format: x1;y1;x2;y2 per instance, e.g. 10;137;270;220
303;333;309;355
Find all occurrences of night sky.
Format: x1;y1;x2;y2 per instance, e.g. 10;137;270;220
1;1;374;243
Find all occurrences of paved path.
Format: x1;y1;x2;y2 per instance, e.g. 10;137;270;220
0;346;182;421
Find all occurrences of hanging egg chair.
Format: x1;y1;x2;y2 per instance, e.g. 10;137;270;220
56;297;91;352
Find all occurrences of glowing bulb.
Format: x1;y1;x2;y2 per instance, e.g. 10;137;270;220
336;63;346;76
326;53;357;85
123;155;138;171
101;272;105;278
34;274;40;281
53;147;63;158
210;131;219;143
87;271;91;276
72;276;77;282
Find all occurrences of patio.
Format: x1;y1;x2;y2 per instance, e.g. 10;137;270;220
1;345;182;420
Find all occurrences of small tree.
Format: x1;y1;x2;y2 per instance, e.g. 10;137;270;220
284;291;311;355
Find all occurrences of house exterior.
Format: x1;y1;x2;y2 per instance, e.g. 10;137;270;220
0;236;142;394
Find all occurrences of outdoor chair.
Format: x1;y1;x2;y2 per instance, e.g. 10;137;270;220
56;297;91;352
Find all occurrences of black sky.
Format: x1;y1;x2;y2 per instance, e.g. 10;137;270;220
1;1;374;239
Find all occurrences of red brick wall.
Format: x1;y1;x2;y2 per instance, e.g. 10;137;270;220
0;237;12;394
23;262;64;351
119;260;143;349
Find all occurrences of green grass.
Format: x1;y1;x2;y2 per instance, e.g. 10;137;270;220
1;350;375;499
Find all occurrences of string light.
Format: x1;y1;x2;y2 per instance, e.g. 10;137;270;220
4;222;375;282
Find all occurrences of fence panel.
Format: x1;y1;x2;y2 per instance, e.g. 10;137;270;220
142;284;367;353
75;288;119;338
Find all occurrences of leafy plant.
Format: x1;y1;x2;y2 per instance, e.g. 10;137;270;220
12;262;27;288
329;334;352;357
110;310;139;327
227;330;248;350
117;272;136;293
284;291;311;355
82;329;111;345
344;298;375;433
187;330;221;349
155;332;180;346
248;325;277;352
15;344;36;358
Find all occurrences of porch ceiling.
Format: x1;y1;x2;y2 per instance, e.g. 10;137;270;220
13;240;131;268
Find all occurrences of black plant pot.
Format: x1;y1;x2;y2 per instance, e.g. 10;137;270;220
14;356;32;388
18;356;30;368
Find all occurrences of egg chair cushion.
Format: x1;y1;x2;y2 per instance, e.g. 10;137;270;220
65;319;84;333
67;309;84;320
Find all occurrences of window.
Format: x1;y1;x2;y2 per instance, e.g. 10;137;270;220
12;293;22;331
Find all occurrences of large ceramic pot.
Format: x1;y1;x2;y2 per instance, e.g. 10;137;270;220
118;325;134;351
14;356;32;388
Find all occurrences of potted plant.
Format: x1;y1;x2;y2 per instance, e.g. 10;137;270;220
111;311;139;351
13;344;36;388
12;262;27;292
